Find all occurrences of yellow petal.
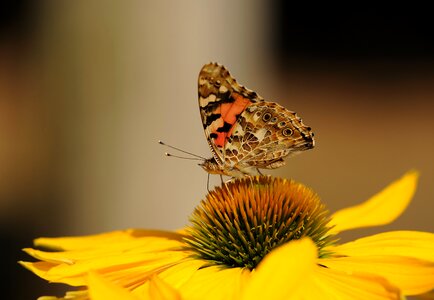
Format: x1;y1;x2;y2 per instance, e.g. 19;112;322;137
322;255;434;295
305;266;400;300
35;229;184;250
21;249;190;286
131;259;207;299
241;238;317;300
19;261;92;287
147;276;182;300
330;231;434;262
23;242;187;266
179;265;249;300
22;230;190;286
37;290;89;300
135;259;206;291
19;261;57;279
88;271;139;300
330;171;418;234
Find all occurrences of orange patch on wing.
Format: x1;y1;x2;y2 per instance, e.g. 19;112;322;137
221;93;252;124
214;132;226;147
210;93;252;148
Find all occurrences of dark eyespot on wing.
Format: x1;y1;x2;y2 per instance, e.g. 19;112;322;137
210;133;218;139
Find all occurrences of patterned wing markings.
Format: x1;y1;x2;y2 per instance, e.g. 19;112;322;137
198;63;263;165
207;93;251;148
224;101;314;169
198;62;315;177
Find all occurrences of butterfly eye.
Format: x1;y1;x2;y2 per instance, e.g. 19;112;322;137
282;128;293;136
262;113;272;122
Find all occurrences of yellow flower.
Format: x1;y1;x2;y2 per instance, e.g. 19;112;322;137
21;171;434;300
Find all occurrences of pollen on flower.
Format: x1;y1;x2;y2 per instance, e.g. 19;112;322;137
184;176;336;270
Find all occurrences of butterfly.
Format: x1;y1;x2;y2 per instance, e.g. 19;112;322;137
197;62;315;178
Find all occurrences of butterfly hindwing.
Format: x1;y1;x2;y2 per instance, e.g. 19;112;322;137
225;101;314;168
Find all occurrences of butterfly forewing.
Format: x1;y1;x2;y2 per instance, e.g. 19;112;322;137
198;63;263;165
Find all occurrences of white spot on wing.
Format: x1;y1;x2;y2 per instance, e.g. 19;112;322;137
219;86;228;93
199;94;217;107
254;128;267;141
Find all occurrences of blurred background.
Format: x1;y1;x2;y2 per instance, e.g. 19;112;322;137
1;1;433;298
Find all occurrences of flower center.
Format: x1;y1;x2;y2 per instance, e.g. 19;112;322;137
184;176;336;270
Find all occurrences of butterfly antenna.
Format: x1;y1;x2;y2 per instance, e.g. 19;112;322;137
158;140;206;160
164;152;203;161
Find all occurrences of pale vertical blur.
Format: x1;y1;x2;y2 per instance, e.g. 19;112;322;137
33;0;269;233
1;1;434;298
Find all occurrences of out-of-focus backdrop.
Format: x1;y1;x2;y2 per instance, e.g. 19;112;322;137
1;1;433;298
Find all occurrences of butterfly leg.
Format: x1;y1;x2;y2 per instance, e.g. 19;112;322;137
207;173;211;192
219;174;224;185
257;168;264;175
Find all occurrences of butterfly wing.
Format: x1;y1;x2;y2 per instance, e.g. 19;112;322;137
198;63;263;166
198;62;314;175
225;101;315;170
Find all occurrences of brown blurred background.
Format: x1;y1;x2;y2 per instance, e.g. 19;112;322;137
1;1;433;299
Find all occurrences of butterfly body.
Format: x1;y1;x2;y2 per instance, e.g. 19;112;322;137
198;63;314;178
199;157;252;177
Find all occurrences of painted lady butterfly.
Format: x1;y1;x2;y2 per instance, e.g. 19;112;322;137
198;63;315;177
